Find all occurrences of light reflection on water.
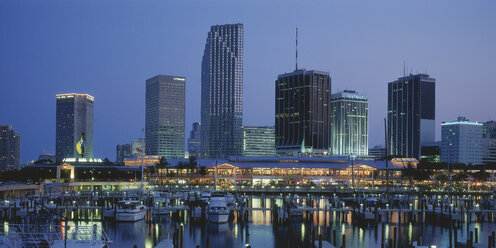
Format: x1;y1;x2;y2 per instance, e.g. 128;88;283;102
8;195;496;248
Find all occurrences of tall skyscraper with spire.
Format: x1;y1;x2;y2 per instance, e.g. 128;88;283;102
55;93;94;162
201;24;244;158
275;28;332;156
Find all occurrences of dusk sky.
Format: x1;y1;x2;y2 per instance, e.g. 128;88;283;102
1;0;495;163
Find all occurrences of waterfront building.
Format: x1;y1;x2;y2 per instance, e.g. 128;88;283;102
201;24;244;158
152;156;416;187
275;70;332;156
131;138;145;156
387;74;435;159
482;120;496;164
331;90;368;156
242;126;276;157
188;122;202;158
441;117;483;165
368;145;386;159
116;144;132;163
55;93;94;162
145;75;185;158
0;125;20;169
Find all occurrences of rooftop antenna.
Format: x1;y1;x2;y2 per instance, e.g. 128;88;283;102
403;59;406;77
296;26;298;70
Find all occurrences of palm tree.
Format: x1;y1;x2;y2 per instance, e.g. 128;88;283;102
401;163;417;186
153;156;168;183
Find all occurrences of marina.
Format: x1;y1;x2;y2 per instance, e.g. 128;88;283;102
1;182;496;247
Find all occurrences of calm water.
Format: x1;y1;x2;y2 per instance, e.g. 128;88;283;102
13;196;496;248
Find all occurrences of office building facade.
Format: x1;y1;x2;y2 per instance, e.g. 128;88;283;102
482;120;496;164
201;24;244;158
387;74;435;159
441;117;482;165
145;75;185;158
55;93;94;162
331;90;368;156
0;125;20;169
116;144;132;163
132;138;145;156
188;122;202;158
368;145;386;159
275;70;332;156
242;126;276;157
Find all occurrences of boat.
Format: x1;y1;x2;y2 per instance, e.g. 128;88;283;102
116;200;147;222
187;191;199;204
153;193;171;215
207;191;229;223
200;191;212;203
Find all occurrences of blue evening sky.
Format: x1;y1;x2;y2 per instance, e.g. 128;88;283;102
1;0;495;162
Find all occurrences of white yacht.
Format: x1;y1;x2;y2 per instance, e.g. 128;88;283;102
116;200;147;222
153;192;171;215
207;191;229;223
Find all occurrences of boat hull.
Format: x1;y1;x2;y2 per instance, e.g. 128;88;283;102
116;210;146;222
208;213;229;223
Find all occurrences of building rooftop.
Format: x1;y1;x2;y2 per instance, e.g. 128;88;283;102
331;90;367;100
441;117;482;126
56;93;94;101
164;156;415;170
277;69;330;79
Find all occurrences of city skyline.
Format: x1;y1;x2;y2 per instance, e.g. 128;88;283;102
1;1;495;162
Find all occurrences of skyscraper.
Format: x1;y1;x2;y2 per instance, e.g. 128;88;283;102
146;75;186;158
116;144;132;163
482;121;496;164
0;125;20;169
55;93;94;162
387;74;435;159
201;24;243;158
242;126;276;157
275;70;332;156
441;117;482;165
331;90;368;156
188;122;202;158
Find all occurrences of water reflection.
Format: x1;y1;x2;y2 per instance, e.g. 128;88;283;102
19;195;496;248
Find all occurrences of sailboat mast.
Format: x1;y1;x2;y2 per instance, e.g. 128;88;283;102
141;128;144;189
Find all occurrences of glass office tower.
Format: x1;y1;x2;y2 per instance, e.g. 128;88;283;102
146;75;186;158
201;24;244;158
56;93;94;162
275;69;332;156
331;90;368;156
387;74;435;159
